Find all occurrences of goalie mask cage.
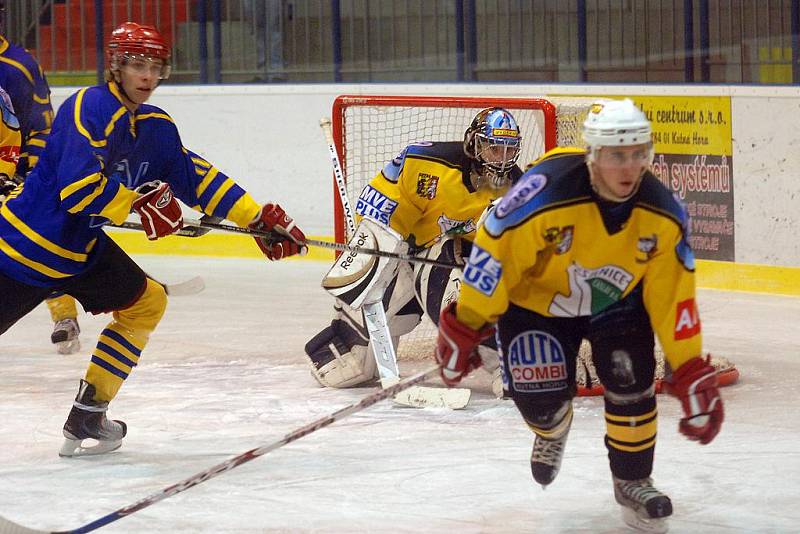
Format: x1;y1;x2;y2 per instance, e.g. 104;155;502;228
330;94;738;396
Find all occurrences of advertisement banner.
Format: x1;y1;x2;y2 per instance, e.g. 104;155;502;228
633;96;735;261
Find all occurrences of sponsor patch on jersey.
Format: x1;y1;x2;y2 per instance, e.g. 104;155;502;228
495;173;547;218
416;173;439;199
0;145;19;165
549;262;634;317
674;298;701;340
544;225;573;255
463;244;502;296
507;330;568;392
636;234;658;263
355;185;398;225
437;214;476;236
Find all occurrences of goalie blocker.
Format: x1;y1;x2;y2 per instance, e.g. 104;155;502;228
304;218;501;391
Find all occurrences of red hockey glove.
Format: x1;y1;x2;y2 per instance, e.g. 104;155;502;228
435;302;495;387
248;203;308;261
131;181;183;240
665;355;724;444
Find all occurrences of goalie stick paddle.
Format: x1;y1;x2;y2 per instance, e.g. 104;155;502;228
0;365;442;534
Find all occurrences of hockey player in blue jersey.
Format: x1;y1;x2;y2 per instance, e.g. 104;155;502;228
0;2;83;353
0;22;307;457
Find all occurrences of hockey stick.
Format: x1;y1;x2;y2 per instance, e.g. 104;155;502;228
319;117;356;240
113;220;460;270
363;301;470;410
0;365;441;534
156;275;205;297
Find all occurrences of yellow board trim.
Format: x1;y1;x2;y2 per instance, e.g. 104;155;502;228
107;230;335;262
695;259;800;296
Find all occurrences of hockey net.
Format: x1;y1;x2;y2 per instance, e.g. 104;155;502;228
330;94;738;396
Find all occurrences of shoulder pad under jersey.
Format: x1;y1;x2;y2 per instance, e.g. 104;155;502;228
381;141;465;183
483;171;549;236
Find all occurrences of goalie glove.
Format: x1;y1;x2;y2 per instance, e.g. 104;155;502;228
248;203;308;261
664;355;724;445
435;302;495;387
131;181;183;240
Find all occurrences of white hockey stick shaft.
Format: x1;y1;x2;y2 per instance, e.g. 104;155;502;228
0;366;441;534
320;117;356;240
362;300;401;385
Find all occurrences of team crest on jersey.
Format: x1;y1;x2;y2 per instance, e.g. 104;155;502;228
356;185;398;225
544;226;574;255
416;173;439;199
495;173;547;218
636;234;658;263
463;244;502;296
674;298;701;340
549;262;634;317
507;330;568;392
437;214;476;236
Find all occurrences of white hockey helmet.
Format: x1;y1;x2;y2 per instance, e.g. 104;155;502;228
582;99;651;148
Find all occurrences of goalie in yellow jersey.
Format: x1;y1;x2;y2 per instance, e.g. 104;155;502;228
304;107;523;394
435;99;724;532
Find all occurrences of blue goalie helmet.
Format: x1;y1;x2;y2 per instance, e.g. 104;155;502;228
464;107;522;190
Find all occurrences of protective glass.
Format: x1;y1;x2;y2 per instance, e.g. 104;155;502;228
120;54;171;80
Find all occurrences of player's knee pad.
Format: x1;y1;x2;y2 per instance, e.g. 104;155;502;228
111;277;167;339
590;328;656;398
412;238;466;323
522;400;573;439
304;311;376;388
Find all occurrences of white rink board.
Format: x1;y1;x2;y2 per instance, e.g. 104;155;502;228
49;83;800;266
0;256;798;533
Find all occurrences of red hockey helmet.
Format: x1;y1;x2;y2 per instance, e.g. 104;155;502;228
107;22;171;78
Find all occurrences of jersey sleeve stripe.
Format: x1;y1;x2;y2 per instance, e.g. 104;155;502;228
89;184;137;224
203;178;235;214
223;193;261;227
59;172;103;200
191;156;211;169
0;204;89;261
26;137;46;147
0;236;72;278
65;176;110;215
194;167;219;197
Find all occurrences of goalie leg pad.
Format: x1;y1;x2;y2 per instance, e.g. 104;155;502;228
304;318;376;388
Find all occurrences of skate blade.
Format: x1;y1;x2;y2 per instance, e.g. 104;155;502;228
56;339;81;355
393;385;471;409
59;437;122;457
621;506;669;533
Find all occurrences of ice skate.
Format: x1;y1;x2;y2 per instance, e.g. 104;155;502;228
613;476;672;533
59;380;127;457
51;317;80;355
530;428;569;488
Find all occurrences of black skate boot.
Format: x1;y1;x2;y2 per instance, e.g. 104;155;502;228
51;317;81;355
59;380;127;457
530;429;570;488
613;476;673;533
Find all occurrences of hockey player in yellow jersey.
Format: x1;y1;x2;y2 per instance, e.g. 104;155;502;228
305;108;523;397
435;99;724;532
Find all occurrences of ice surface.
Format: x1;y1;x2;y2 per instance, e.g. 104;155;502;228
0;256;798;533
